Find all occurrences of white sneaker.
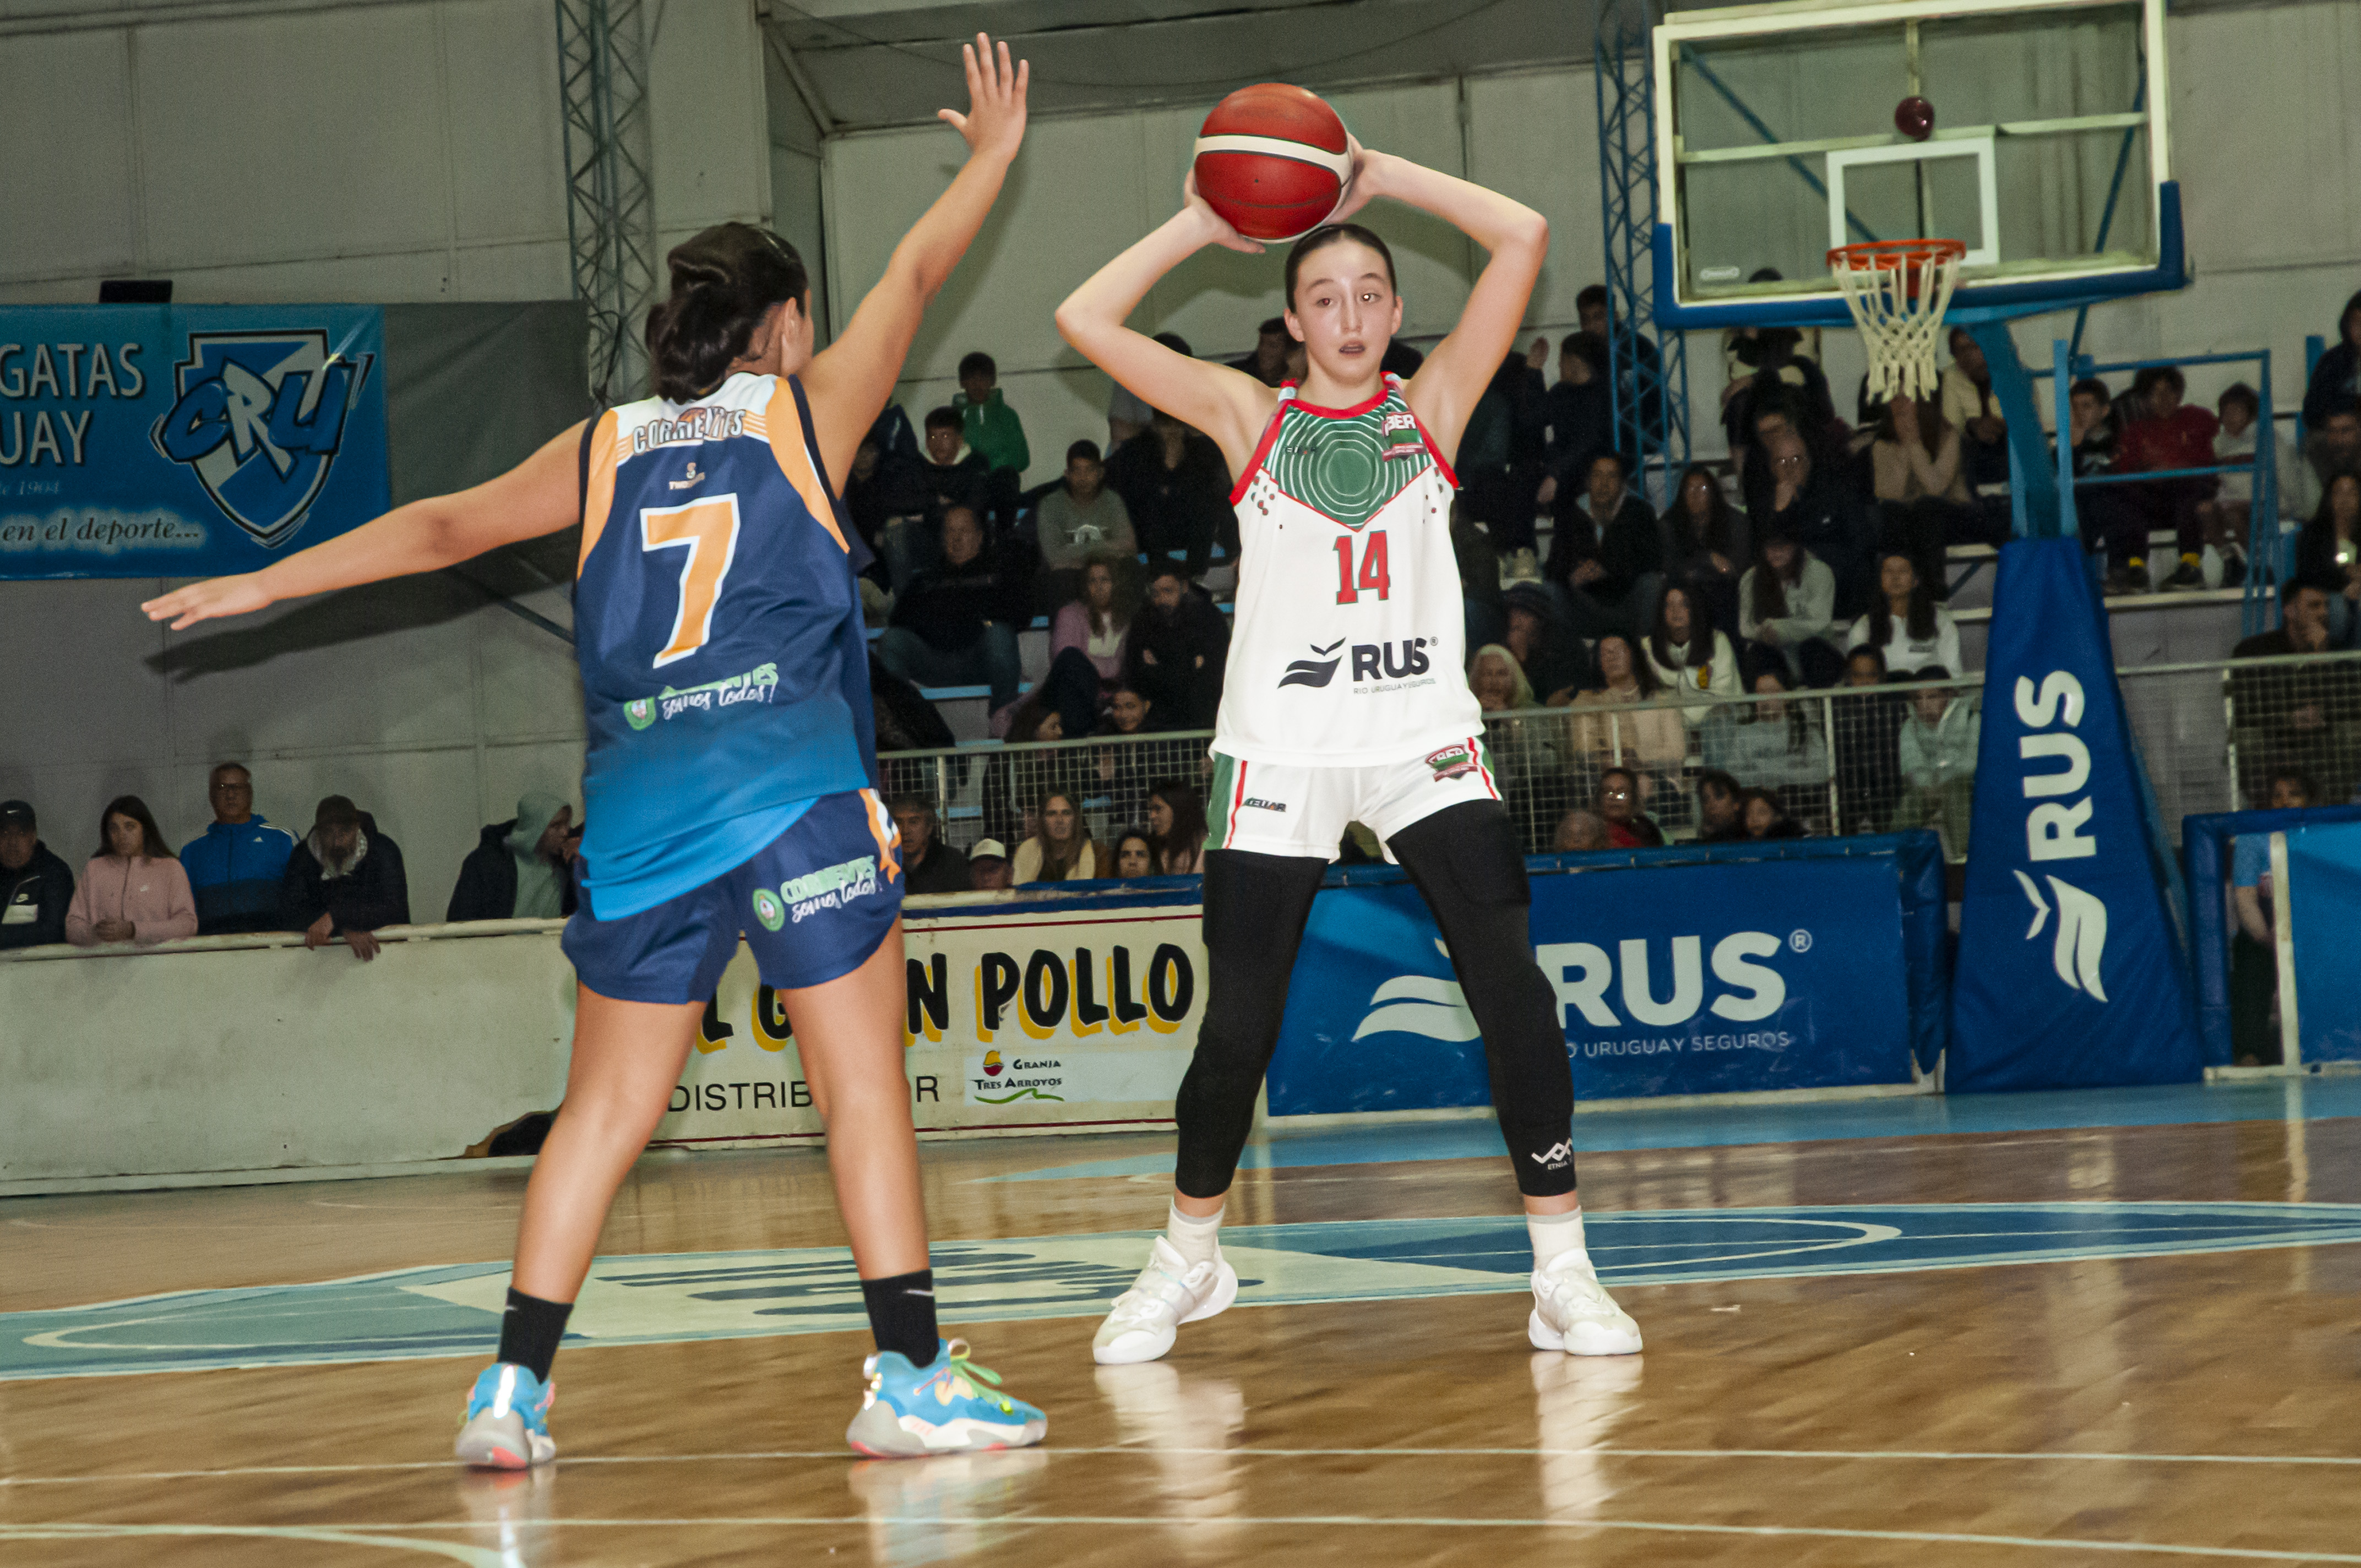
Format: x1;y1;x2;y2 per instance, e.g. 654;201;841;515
1527;1251;1642;1355
1091;1236;1238;1365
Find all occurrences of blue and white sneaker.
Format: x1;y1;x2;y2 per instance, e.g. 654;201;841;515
846;1338;1048;1458
454;1363;557;1469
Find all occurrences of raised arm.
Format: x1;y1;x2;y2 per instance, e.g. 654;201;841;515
1054;183;1277;478
140;422;585;630
1342;155;1546;465
801;35;1027;483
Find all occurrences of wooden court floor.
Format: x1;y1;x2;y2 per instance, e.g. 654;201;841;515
5;1105;2361;1565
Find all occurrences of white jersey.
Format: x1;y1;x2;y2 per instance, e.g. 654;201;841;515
1214;374;1481;767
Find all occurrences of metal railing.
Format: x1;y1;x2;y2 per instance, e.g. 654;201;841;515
880;651;2361;864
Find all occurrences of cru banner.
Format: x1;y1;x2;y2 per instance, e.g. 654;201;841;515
652;896;1205;1147
1266;842;1929;1117
1949;538;2202;1090
0;305;389;579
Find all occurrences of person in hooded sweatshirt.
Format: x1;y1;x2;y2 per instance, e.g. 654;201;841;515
0;799;75;951
448;792;580;922
1893;670;1981;860
2301;289;2361;430
281;795;410;961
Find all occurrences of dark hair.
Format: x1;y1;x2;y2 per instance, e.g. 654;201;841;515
884;791;934;820
96;794;172;861
2284;571;2341;603
1673;462;1735;558
1563;330;1609;382
2131;364;2185;401
2314;470;2361;529
1597;765;1638;801
1847;643;1889;677
1867;548;1939;644
1029;791;1093;881
1113;829;1157;874
1066;439;1103;466
1149;780;1207;872
1283;224;1397;308
2069;377;2113;406
1152;331;1193;356
1591;633;1662;698
2266;767;2319;807
1748;532;1807;625
1914;664;1954;683
313;795;361;831
1588;450;1630;483
1696;768;1742;803
923;405;962;434
1576;284;1609;313
1647;582;1713;673
1747;662;1812;751
1078;547;1140;636
1256;316;1287;337
1739;786;1798;837
2326;396;2361;425
1874;394;1950;458
645;224;809;402
958;351;996;382
2219;381;2260;417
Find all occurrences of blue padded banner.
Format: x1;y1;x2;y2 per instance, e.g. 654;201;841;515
2287;819;2361;1063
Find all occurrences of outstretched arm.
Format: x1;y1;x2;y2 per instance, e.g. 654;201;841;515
1339;154;1546;465
1054;179;1277;478
140;423;586;630
802;35;1027;482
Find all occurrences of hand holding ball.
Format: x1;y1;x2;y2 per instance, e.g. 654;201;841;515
1191;84;1352;242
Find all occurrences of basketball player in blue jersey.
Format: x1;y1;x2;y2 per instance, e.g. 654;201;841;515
1056;144;1643;1363
144;36;1045;1464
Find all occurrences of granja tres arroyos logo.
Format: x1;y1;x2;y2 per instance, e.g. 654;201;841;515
149;329;373;547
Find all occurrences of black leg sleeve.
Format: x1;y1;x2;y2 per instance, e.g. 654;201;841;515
1171;847;1328;1199
1388;801;1579;1197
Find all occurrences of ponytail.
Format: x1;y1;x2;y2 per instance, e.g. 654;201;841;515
644;223;809;403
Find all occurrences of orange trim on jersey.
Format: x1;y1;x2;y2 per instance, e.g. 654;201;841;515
765;380;850;554
861;788;902;883
575;411;624;575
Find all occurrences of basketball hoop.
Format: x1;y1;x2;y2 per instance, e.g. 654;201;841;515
1828;238;1967;404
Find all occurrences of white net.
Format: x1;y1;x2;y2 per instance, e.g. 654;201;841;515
1830;241;1965;404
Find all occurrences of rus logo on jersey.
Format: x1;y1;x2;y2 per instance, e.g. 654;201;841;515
150;330;373;547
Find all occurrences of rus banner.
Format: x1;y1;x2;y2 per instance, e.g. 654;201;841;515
651;893;1206;1147
0;305;388;579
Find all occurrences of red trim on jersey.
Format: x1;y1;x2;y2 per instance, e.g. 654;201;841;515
1228;398;1292;507
1232;759;1250;821
1470;735;1501;801
1285;374;1395;421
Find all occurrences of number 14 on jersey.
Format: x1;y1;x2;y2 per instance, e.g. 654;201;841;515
1334;530;1391;605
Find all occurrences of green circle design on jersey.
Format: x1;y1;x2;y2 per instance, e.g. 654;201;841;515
752;888;786;932
1263;402;1421;530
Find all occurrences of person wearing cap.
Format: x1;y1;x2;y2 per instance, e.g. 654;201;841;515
967;838;1012;891
0;799;75;951
281;796;411;961
447;792;580;923
181;762;300;936
888;794;971;896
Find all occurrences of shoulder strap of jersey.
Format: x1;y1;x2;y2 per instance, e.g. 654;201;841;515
787;374;873;574
1227;384;1298;507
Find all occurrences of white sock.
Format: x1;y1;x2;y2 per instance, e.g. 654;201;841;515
1166;1203;1224;1267
1527;1208;1587;1272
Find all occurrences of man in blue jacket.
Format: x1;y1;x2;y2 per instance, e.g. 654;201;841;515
181;763;298;935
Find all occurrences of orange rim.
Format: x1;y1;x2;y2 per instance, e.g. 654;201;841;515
1827;238;1967;272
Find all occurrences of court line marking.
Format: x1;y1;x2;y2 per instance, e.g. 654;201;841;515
15;1515;2358;1562
0;1523;505;1565
12;1445;2361;1487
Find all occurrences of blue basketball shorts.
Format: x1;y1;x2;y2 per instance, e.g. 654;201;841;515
562;788;903;1005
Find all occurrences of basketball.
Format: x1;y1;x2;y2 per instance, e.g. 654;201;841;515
1895;94;1936;141
1192;83;1352;241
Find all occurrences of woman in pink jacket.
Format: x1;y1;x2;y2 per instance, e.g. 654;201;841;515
67;795;197;946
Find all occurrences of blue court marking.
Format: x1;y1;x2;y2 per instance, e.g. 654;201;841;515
9;1202;2359;1381
980;1080;2361;1183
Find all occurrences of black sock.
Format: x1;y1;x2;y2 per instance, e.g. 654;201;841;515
860;1270;939;1365
497;1287;573;1382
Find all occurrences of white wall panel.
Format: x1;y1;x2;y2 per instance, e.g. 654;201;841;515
649;0;770;233
441;0;570;245
0;30;136;280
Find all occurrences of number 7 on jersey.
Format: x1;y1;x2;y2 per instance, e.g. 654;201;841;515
640;496;742;667
1334;530;1391;605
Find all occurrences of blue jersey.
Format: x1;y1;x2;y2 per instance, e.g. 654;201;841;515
574;371;877;919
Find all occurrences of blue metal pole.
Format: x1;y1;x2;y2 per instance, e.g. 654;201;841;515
2054;336;2078;544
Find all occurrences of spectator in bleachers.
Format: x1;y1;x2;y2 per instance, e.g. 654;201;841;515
1146;782;1207;875
1705;667;1831;809
1846;550;1961;679
1013;790;1098;884
1570;635;1685;815
1751;424;1874;617
1740;787;1808;841
968;838;1013;891
878;504;1029;710
871;653;958;754
1124;565;1227;730
1738;531;1845;688
956;350;1029;480
1107;408;1230;577
1537;331;1611;520
447;792;578;922
1577;284;1665;445
845;430;924;575
918;404;992;519
1452;499;1507;652
181;761;298;935
889;793;972;896
1664;462;1748;642
64;795;195;946
1694;769;1745;844
1642;583;1739;725
2062;377;2155;596
1109;332;1190;451
1051;552;1137;701
2301;291;2361;430
1832;646;1907;837
1595;766;1664;849
1892;671;1979;859
0;799;73;950
1036;444;1136;611
1091;684;1163;824
1552;808;1610;852
1720;324;1835;476
1113;829;1157;880
1471;643;1560;846
2304;399;2361;494
2229;574;2359;804
2202;383;2262;585
1547;450;1663;640
1232;318;1291;388
282;796;408;962
2230;767;2315;1065
2118;364;2220;592
1457;349;1536;554
1503;589;1590;706
1939;327;2011;505
1869;392;1982;591
1470;643;1535;712
2293;472;2361;647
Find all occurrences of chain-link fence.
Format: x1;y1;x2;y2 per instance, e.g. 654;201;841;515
877;651;2361;864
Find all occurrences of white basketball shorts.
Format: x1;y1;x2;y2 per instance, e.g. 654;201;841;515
1204;738;1503;861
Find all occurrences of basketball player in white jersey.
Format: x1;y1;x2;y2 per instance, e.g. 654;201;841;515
1056;144;1642;1363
